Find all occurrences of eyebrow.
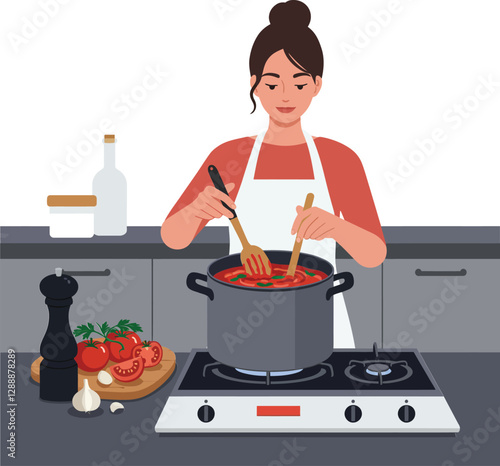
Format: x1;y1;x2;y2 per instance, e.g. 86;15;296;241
293;72;311;78
262;73;280;78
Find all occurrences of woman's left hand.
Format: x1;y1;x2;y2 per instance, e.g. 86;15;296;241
291;206;340;242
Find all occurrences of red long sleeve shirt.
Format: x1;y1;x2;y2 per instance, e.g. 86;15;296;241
167;137;385;243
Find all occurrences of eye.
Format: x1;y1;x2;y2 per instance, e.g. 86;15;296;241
295;84;308;90
265;84;277;90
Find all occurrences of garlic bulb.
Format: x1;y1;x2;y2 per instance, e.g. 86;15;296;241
72;379;101;413
110;402;124;413
97;371;113;386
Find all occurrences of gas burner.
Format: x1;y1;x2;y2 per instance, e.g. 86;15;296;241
235;368;303;377
203;361;333;386
345;343;413;386
366;363;391;377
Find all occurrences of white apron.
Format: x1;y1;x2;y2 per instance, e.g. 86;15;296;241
229;130;355;348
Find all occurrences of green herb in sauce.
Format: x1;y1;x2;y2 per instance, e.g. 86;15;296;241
230;274;246;282
271;275;285;279
304;269;315;277
257;283;273;287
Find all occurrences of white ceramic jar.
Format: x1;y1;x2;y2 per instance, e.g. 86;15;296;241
47;195;97;238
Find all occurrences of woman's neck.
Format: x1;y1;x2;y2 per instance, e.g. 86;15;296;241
263;116;305;146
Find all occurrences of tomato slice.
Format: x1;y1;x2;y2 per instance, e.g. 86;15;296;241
109;357;145;382
132;341;163;368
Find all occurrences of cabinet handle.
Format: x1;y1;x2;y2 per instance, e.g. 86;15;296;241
62;269;111;277
415;268;467;277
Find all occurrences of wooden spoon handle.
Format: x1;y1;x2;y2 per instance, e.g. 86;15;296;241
287;193;314;277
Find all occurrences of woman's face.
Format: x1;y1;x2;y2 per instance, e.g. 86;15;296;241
251;49;322;123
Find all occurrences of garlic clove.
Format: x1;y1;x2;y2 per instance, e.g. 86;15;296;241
110;402;124;413
97;370;113;386
72;379;101;413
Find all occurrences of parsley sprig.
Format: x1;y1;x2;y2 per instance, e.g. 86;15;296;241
73;319;143;352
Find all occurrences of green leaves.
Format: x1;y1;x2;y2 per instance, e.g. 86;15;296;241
230;274;246;282
257;283;273;287
304;269;315;277
73;323;95;340
271;275;285;279
115;319;143;333
73;319;143;340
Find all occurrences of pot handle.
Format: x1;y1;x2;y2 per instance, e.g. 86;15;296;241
186;272;214;301
326;271;354;301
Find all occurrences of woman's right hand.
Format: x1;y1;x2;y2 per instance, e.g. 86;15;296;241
188;183;236;220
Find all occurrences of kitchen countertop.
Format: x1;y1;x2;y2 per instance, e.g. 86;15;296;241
0;226;229;259
1;226;499;259
2;352;499;466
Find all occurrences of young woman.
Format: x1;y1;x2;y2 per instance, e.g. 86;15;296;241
162;0;386;347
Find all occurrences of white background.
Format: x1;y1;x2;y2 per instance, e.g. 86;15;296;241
1;0;499;228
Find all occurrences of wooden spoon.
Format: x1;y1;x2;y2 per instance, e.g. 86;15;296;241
286;193;314;277
208;165;272;276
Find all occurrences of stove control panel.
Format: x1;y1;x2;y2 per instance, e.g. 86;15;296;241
156;396;459;433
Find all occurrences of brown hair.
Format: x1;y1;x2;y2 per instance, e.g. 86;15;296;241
249;0;324;113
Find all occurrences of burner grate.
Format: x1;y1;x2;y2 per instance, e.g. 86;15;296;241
203;361;334;386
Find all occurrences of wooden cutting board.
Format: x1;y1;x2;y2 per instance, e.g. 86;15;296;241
31;346;176;400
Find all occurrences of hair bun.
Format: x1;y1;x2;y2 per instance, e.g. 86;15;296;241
269;1;311;29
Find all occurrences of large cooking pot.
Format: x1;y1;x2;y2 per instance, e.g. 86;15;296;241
186;250;354;372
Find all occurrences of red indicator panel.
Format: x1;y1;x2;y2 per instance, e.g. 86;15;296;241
257;406;301;416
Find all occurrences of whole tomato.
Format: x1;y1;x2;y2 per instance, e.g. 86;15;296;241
106;331;142;362
75;339;110;372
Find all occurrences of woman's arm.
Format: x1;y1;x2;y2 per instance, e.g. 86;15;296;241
292;139;386;268
291;206;386;267
161;138;250;249
161;184;236;250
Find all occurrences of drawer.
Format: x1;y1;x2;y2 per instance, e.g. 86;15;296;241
383;259;500;351
0;259;152;352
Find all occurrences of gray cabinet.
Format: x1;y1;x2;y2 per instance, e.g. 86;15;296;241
0;259;152;352
336;259;382;348
383;259;500;351
153;259;213;351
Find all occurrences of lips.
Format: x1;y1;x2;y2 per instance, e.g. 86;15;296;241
276;107;296;113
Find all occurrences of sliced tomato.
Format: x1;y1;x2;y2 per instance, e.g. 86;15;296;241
109;356;145;382
75;339;109;372
132;341;163;368
106;331;142;362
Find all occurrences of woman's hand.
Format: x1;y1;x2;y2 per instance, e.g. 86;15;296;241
291;206;340;242
290;205;387;267
187;183;237;220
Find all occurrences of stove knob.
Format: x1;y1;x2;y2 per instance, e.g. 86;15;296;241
344;405;362;423
398;405;416;423
197;405;215;423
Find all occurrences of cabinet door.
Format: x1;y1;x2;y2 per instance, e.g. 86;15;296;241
383;259;500;351
336;259;382;348
153;259;213;351
0;259;152;352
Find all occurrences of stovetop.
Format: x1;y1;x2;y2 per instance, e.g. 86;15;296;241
171;346;443;397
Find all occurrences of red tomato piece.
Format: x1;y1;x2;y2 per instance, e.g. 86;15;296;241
75;339;110;372
109;357;145;383
105;331;142;362
132;341;163;368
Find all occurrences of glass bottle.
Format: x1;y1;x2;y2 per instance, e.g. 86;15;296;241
93;134;127;236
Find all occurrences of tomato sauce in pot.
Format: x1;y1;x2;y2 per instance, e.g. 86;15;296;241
214;264;328;288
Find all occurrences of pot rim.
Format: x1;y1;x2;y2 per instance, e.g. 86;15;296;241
206;250;335;293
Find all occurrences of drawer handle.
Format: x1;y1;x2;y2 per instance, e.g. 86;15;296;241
415;268;467;277
62;269;111;277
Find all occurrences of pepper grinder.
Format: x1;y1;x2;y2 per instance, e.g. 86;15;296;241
39;267;79;401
